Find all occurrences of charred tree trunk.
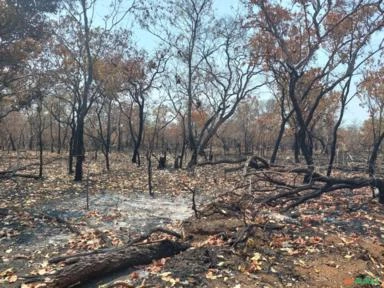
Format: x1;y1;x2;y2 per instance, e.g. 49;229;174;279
117;109;122;152
368;132;384;178
37;99;43;178
293;131;300;163
68;123;75;175
147;150;154;196
98;99;112;171
74;115;85;181
158;153;167;170
271;111;293;164
50;240;189;288
130;100;144;166
188;150;198;168
179;122;187;169
57;117;61;154
49;112;54;153
288;73;314;168
9;133;16;152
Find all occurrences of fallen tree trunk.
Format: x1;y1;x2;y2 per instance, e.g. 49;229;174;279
197;157;247;166
258;167;384;209
47;240;190;288
0;157;64;179
0;173;41;179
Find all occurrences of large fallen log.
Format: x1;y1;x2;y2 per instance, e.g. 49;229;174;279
46;240;190;288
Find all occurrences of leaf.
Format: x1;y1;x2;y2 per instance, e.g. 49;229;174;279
344;254;353;259
251;252;261;263
7;274;18;283
161;272;179;286
205;270;217;280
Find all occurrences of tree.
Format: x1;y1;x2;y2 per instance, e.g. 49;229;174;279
0;0;62;119
117;51;168;166
52;0;135;180
359;65;384;177
140;0;264;167
248;0;384;174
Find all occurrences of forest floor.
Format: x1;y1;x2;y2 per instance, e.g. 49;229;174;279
0;151;384;288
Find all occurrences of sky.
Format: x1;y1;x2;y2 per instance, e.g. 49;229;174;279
94;0;369;127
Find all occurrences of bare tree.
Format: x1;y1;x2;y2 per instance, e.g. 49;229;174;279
139;0;265;167
116;51;168;166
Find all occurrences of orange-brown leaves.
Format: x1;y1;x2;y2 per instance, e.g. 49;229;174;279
191;108;208;129
93;56;146;96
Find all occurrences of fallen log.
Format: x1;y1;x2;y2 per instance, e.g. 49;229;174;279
47;240;190;288
197;157;247;166
0;173;41;179
0;157;64;179
258;167;384;209
48;227;183;265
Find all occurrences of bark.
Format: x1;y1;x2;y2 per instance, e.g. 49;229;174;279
270;110;293;164
57;117;61;154
9;133;16;151
293;131;300;163
49;111;54;153
38;124;43;178
68;126;74;175
157;155;166;169
179;122;187;169
74;117;85;181
117;109;122;152
130;102;144;166
146;150;153;196
97;99;112;171
38;100;43;178
368;132;384;178
49;240;190;288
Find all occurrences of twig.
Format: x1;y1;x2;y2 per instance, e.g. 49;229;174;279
182;183;200;219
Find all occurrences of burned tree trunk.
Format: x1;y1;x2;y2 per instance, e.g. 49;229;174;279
157;150;167;170
259;167;384;209
368;133;384;178
49;240;189;288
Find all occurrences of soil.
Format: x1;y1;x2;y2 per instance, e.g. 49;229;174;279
1;152;384;288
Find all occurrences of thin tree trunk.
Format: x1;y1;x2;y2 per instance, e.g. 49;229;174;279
9;133;16;151
117;109;122;152
368;132;384;177
271;112;292;164
147;150;153;196
38;104;43;178
68;125;75;175
294;131;300;163
57;117;62;154
50;111;54;153
74;117;85;181
327;81;350;176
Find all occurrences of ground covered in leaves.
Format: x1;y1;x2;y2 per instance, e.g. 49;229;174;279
0;151;383;288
